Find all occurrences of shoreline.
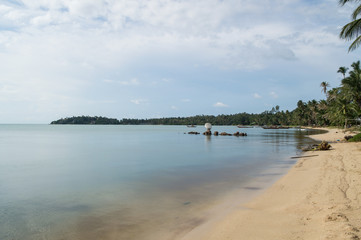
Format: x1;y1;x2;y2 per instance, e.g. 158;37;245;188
182;127;361;240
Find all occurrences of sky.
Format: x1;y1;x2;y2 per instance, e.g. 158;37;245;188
0;0;360;123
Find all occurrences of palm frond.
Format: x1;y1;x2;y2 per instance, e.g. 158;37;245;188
340;19;361;40
349;35;361;51
339;0;361;6
352;4;361;19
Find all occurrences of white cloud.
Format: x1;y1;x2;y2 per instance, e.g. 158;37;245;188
213;102;229;108
0;0;347;72
270;91;279;99
103;79;115;83
181;99;191;102
171;105;177;110
104;78;140;86
130;99;147;105
253;93;262;99
119;78;140;86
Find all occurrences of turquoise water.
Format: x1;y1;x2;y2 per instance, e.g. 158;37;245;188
0;125;319;239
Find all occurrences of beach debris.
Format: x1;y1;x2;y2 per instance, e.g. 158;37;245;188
183;201;191;205
188;131;200;135
302;141;332;151
291;155;319;159
318;141;332;150
325;212;349;222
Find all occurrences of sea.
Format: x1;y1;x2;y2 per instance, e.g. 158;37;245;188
0;125;322;240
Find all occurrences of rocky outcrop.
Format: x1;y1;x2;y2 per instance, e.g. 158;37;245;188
188;131;200;135
233;131;248;136
220;132;232;136
203;130;212;135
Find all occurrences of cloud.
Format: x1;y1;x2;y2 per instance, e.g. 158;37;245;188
0;0;356;123
0;0;346;72
270;91;279;99
119;78;140;86
213;102;229;108
130;99;147;105
171;105;177;110
104;78;140;86
253;93;262;99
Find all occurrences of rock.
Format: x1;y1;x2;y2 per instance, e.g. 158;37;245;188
214;131;219;136
345;135;354;141
188;131;200;135
233;132;247;136
220;132;232;136
203;130;212;135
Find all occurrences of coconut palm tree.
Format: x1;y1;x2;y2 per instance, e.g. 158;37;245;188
342;61;361;109
337;66;348;79
320;81;330;95
327;96;358;126
339;0;361;51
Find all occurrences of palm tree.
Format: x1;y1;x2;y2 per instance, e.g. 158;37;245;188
339;0;361;51
320;81;330;95
337;66;348;79
342;61;361;109
327;87;343;107
327;96;358;127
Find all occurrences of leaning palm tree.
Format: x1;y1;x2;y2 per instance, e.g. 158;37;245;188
337;66;348;79
339;0;361;51
320;81;330;95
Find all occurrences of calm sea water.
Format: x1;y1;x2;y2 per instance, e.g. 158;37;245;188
0;125;320;240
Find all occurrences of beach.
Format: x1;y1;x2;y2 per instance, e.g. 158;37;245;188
182;128;361;240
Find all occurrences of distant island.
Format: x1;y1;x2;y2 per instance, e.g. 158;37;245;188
51;116;120;125
48;105;330;126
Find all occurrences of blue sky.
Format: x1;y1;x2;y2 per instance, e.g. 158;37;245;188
0;0;360;123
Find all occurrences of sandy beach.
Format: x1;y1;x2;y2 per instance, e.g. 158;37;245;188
182;128;361;240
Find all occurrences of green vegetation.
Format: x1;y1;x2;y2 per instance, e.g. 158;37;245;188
51;116;120;125
348;133;361;142
339;0;361;51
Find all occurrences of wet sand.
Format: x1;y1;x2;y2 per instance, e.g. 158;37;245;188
182;128;361;240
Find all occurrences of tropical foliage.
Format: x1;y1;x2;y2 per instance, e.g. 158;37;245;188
339;0;361;51
51;116;120;124
348;133;361;141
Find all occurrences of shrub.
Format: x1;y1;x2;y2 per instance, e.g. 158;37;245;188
348;133;361;142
